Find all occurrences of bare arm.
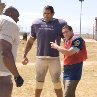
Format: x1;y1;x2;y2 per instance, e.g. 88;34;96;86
22;36;36;65
50;42;77;56
0;39;19;77
23;36;36;57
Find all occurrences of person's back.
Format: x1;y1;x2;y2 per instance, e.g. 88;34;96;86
0;6;24;97
0;14;19;73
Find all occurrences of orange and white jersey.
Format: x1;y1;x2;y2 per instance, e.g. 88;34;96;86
64;35;87;65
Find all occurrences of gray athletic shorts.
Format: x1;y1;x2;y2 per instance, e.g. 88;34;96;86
35;57;61;82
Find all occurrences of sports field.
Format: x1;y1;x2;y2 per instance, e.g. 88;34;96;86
12;39;97;97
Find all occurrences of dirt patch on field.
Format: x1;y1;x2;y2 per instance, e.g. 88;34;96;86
12;61;97;97
11;39;97;97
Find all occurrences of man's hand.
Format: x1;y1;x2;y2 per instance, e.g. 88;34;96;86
50;42;59;49
14;75;24;87
22;56;28;65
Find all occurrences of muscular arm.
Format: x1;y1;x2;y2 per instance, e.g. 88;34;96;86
23;36;36;57
0;39;19;77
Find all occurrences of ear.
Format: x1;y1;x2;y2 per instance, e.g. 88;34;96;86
51;13;54;17
9;12;12;17
52;13;54;16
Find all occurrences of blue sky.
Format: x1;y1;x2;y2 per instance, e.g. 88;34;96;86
2;0;97;34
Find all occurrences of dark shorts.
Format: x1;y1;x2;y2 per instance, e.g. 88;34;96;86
63;62;83;80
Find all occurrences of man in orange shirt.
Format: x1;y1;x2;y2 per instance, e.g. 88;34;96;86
51;25;87;97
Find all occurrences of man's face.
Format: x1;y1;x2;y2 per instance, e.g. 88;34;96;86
43;9;54;22
3;7;20;23
12;11;19;23
62;28;72;40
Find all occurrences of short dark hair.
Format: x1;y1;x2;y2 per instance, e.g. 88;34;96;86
62;25;73;32
44;5;55;13
3;6;19;16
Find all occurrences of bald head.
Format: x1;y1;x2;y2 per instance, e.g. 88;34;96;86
3;6;19;23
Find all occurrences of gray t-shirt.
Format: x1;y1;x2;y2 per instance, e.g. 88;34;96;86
0;15;19;75
31;18;67;57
